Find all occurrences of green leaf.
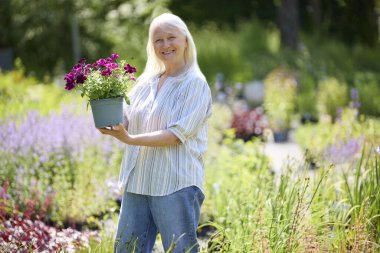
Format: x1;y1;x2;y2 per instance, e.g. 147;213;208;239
125;96;130;105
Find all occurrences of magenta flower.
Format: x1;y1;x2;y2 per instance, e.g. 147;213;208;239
64;73;76;90
64;53;137;101
111;53;119;61
72;63;82;71
124;64;137;73
108;63;119;69
95;59;107;68
101;68;112;76
76;73;87;84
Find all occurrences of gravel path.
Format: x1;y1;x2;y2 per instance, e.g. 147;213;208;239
263;141;304;174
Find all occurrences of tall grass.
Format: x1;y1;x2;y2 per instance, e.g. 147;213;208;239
200;104;380;252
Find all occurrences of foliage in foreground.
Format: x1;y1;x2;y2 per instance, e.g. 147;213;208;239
200;103;380;252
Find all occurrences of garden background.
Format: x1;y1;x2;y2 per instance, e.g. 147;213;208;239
1;0;380;252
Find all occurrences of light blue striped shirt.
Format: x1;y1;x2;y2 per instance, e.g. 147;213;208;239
118;70;212;196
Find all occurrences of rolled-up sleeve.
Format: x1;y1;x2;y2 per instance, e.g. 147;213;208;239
167;78;212;143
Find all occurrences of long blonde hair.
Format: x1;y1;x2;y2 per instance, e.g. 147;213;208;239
136;13;204;86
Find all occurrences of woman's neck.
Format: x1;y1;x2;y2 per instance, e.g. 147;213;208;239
163;60;187;77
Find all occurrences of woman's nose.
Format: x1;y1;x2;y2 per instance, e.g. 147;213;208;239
162;40;171;48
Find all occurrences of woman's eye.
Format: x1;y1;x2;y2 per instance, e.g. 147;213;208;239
155;39;163;43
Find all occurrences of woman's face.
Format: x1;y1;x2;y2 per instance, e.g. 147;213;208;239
152;25;187;67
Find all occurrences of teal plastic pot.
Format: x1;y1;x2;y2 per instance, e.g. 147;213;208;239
89;97;124;128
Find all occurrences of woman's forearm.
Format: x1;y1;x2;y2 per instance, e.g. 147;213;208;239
126;130;180;146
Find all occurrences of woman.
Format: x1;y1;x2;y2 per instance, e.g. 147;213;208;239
99;13;212;253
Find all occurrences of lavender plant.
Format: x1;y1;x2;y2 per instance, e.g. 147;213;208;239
0;108;124;225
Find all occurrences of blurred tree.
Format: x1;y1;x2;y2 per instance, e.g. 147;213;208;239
0;0;13;48
277;0;299;49
169;0;276;27
300;0;379;47
0;0;169;79
324;0;379;47
1;0;379;79
1;0;116;78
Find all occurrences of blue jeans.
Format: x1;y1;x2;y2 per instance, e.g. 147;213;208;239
114;186;205;253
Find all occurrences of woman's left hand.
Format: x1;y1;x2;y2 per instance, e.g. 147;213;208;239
98;123;129;143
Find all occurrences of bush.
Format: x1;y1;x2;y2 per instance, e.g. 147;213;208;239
0;110;122;226
230;106;268;141
317;77;348;122
354;72;380;117
296;71;318;122
0;70;76;119
263;68;297;131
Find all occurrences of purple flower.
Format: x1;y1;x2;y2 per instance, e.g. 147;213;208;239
84;64;91;74
351;88;359;101
72;63;82;72
124;64;136;73
101;68;112;76
350;88;361;109
64;73;76;90
376;145;380;154
95;59;107;68
323;137;364;164
75;73;87;84
111;53;119;61
63;53;137;99
108;63;119;69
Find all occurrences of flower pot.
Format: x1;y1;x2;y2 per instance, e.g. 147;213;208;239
273;130;288;143
90;97;124;128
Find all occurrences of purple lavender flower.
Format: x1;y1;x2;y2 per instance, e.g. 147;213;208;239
350;88;361;109
351;88;359;101
323;137;364;164
336;107;343;121
0;108;123;160
376;145;380;154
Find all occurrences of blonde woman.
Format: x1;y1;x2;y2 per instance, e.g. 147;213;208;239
99;13;212;253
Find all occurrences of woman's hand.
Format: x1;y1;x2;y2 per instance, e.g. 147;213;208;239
98;123;130;144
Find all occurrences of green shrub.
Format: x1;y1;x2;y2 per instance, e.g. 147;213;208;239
317;77;348;122
296;71;318;119
0;71;78;119
263;68;297;131
354;72;380;117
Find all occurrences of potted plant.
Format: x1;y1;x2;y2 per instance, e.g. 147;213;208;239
263;68;297;142
64;53;136;128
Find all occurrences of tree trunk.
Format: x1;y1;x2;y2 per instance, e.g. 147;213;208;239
309;0;321;26
278;0;299;49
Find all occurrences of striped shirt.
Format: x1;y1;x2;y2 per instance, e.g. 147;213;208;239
118;70;212;196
